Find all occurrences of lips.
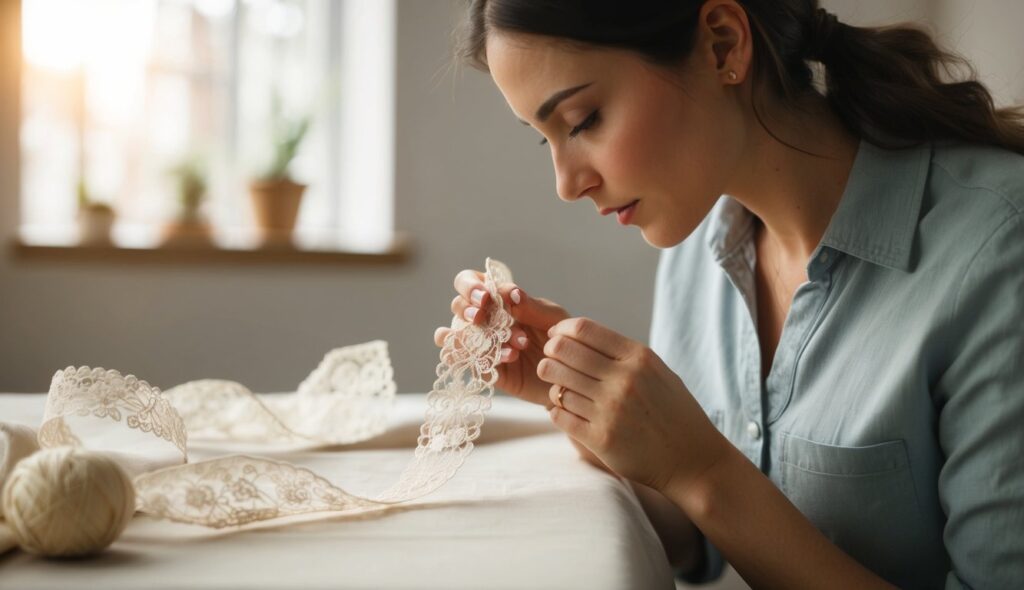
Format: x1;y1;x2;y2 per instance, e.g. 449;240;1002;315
616;200;639;225
600;199;640;216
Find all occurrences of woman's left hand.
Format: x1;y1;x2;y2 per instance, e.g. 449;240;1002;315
539;317;729;495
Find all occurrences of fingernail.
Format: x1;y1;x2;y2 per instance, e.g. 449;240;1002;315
471;289;485;305
511;289;522;305
464;307;478;321
516;335;528;348
500;347;511;360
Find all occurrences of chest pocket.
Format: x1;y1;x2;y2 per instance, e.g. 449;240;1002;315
776;432;939;588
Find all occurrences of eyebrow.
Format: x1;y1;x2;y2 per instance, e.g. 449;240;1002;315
518;82;593;125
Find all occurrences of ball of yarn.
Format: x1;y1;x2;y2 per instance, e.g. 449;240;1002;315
0;423;40;491
1;447;135;557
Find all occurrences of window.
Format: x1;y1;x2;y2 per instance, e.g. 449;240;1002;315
19;0;395;252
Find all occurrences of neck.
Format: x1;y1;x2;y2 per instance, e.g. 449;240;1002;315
725;93;859;267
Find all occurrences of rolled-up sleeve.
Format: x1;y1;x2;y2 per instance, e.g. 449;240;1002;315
938;212;1024;589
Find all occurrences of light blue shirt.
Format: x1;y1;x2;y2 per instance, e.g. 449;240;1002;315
650;139;1024;589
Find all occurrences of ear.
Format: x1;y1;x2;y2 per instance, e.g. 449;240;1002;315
696;0;753;85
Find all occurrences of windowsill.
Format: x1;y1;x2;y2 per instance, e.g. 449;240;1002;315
9;232;413;266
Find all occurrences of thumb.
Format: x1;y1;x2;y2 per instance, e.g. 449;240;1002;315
495;284;568;331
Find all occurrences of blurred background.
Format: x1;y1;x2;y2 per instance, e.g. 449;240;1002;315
0;0;1021;405
0;1;1020;588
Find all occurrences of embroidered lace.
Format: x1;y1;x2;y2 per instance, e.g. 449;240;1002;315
20;258;514;528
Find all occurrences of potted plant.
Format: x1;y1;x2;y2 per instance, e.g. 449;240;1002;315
248;95;311;246
77;178;115;246
162;154;213;248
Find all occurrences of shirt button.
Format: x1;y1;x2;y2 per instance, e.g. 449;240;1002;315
746;421;762;440
819;251;829;263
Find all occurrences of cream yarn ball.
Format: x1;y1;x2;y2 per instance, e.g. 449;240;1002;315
0;423;40;489
1;447;135;557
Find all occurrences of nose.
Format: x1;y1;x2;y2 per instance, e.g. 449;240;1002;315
553;147;600;203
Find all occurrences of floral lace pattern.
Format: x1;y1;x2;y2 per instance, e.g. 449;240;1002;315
163;341;396;445
39;367;187;460
135;455;381;528
27;258;515;528
373;258;513;502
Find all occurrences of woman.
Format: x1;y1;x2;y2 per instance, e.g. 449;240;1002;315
434;1;1024;587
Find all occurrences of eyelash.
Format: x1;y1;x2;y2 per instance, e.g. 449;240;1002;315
538;110;600;146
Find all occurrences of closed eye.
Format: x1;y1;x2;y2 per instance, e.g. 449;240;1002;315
538;110;600;146
568;110;599;139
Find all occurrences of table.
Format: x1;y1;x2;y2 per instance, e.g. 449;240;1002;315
0;393;675;589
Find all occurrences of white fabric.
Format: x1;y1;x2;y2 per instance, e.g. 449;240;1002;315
0;393;674;589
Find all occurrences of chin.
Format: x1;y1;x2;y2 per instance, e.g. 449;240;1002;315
639;224;690;250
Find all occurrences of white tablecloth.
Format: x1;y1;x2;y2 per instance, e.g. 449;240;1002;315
0;392;675;589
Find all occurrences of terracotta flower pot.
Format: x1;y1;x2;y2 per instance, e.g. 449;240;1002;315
161;219;213;249
78;206;115;246
248;178;306;244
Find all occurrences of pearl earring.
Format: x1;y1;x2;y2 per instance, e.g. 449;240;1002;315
727;71;738;81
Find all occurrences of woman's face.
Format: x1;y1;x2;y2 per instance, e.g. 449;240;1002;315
486;29;746;248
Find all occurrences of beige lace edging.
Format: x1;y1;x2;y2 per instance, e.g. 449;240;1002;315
30;258;514;528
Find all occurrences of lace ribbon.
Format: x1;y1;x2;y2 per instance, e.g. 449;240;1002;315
163;340;396;446
22;258;514;528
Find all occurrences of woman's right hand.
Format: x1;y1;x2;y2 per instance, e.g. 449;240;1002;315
433;269;569;407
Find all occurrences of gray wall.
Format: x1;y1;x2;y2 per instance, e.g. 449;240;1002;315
824;0;1024;107
933;0;1024;107
0;1;657;393
1;0;1022;400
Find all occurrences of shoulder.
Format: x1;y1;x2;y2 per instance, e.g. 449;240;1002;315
929;141;1024;216
916;142;1024;286
953;209;1023;315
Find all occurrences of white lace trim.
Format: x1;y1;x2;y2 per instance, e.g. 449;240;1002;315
31;258;514;528
41;366;188;459
164;340;396;445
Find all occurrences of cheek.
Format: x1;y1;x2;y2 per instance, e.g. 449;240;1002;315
604;99;727;247
596;106;665;191
606;85;728;194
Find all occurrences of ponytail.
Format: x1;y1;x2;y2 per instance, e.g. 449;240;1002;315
797;7;1024;153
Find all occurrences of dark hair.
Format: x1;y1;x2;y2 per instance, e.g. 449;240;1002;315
456;0;1024;156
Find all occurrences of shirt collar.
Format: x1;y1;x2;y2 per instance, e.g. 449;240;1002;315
817;140;931;271
705;195;754;263
706;140;931;272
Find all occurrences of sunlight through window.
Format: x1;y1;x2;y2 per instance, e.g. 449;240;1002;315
19;0;395;251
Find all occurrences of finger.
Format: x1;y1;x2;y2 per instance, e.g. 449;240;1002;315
453;269;489;310
548;317;635;360
450;295;466;316
548;384;593;421
473;281;527;327
433;326;452;347
544;334;613;380
491;282;521;309
510;327;529;350
549;406;591;441
470;281;521;323
450;295;482;324
499;346;519;364
507;288;569;332
537;358;599;399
